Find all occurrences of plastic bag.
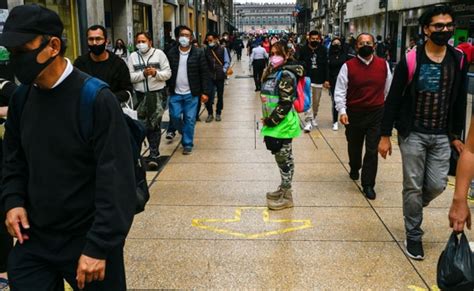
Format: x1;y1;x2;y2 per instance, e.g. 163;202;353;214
437;232;474;290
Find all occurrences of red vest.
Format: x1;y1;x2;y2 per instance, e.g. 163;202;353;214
346;56;387;112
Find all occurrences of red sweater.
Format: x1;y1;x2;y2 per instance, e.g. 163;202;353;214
346;56;387;112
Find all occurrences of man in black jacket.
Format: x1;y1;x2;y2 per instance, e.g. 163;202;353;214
378;5;467;261
74;25;133;103
166;26;209;155
204;32;230;123
297;30;329;132
0;5;136;290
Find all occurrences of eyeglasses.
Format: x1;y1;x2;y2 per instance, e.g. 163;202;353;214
429;22;455;32
87;36;105;43
357;41;374;46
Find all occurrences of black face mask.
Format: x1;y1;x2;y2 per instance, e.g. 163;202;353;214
88;43;106;56
429;31;453;46
358;45;374;58
310;41;320;48
331;44;341;53
11;39;57;85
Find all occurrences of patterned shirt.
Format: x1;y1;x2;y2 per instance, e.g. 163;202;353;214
413;50;455;134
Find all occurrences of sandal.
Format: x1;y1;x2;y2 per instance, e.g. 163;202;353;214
0;277;8;290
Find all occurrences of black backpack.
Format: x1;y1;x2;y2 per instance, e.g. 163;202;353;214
14;76;150;214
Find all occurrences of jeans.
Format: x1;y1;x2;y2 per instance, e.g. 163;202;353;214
345;108;383;187
206;79;225;116
304;85;323;122
398;132;450;242
169;93;199;149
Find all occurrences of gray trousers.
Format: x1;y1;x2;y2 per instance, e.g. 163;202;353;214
398;132;450;242
304;86;322;122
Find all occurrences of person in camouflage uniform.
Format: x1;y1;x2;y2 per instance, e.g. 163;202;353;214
260;41;303;210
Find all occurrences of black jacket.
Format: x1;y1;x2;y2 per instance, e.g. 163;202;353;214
74;52;133;103
328;50;353;87
205;45;227;81
381;44;468;141
166;46;210;97
2;69;136;259
297;43;329;84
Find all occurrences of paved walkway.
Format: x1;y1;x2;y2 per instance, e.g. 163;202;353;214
124;53;471;290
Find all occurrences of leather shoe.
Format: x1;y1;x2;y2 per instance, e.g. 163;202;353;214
363;186;376;200
349;170;359;180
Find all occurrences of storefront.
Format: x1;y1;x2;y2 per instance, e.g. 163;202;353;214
132;1;152;37
451;1;474;45
163;0;177;45
24;0;80;61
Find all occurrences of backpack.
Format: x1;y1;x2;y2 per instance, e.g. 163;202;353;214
276;70;311;113
14;76;150;214
406;47;465;83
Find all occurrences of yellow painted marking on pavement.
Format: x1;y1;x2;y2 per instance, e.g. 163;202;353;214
192;207;313;239
407;285;440;291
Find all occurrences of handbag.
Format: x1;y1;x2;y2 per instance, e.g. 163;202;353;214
122;92;138;120
211;49;233;76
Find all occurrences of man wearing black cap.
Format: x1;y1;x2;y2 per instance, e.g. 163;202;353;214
0;4;136;290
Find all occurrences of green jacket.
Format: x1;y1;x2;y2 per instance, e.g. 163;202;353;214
260;63;303;139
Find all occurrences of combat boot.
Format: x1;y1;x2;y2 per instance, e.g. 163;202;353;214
266;186;289;200
267;188;293;210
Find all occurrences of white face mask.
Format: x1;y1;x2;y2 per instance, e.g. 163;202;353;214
136;43;149;54
179;36;190;48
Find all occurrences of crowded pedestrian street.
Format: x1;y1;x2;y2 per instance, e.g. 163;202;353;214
122;53;471;290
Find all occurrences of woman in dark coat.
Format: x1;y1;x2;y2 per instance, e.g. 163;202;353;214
328;37;354;131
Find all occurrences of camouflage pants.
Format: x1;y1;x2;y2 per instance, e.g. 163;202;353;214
274;142;294;189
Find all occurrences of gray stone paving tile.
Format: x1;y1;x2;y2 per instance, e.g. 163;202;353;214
147;181;367;207
128;205;393;242
124;239;427;289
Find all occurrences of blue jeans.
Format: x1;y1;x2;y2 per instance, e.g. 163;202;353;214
169;93;198;148
398;132;450;241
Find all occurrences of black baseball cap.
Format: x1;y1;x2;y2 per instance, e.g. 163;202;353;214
0;4;63;47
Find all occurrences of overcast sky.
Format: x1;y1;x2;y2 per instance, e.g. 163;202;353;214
234;0;296;4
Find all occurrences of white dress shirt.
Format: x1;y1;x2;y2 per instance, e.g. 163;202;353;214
334;55;393;115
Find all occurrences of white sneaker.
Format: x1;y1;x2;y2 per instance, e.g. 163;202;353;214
303;122;313;133
311;119;318;127
332;122;339;131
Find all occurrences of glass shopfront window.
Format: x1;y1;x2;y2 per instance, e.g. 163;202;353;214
24;0;79;61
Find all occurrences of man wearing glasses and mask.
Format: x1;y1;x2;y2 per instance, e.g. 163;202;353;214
74;25;133;104
379;5;468;261
335;33;393;201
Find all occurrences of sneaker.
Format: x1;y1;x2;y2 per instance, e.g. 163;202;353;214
363;186;376;200
303;122;313;133
267;189;293;210
332;122;339;131
145;156;159;170
311;119;318;128
166;132;176;140
215;114;222;122
266;186;290;200
183;147;193;155
206;115;214;123
405;239;425;260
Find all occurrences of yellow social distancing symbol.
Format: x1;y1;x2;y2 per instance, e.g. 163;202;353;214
192;207;312;239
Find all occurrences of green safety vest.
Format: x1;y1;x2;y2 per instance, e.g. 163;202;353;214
260;69;301;139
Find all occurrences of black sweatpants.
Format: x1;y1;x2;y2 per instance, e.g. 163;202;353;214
252;59;266;90
8;231;126;291
345;107;383;187
0;209;13;273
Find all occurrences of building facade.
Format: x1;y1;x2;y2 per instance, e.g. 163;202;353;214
3;0;231;60
234;2;294;34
